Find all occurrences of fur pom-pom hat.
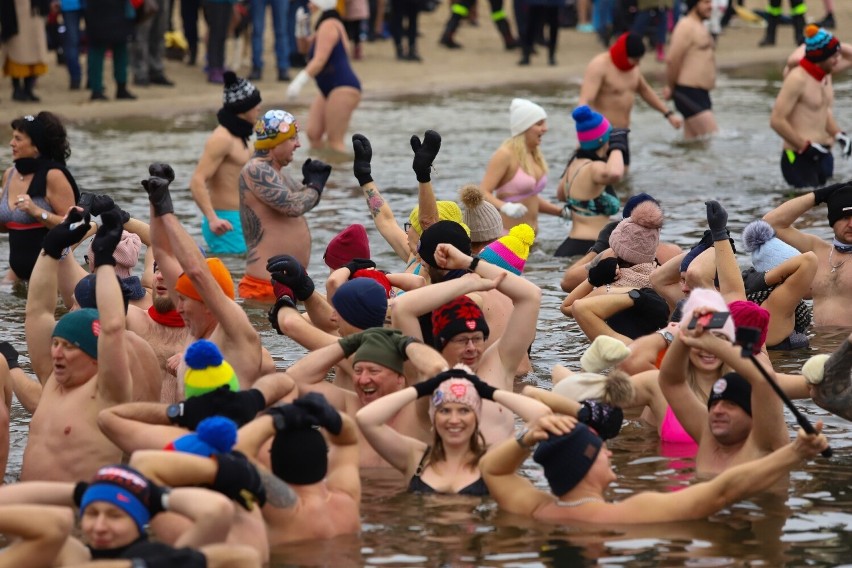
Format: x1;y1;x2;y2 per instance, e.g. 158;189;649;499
741;220;799;273
609;200;664;264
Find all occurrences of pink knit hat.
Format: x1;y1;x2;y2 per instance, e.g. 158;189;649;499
728;300;770;352
608;201;663;265
429;378;482;423
679;288;735;342
87;230;142;278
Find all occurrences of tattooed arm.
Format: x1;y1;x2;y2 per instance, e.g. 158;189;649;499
811;336;852;421
360;181;411;262
241;157;320;217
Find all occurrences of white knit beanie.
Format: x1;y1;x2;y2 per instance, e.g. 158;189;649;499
510;98;547;137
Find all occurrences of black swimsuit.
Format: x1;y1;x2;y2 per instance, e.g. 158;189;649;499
407;447;489;497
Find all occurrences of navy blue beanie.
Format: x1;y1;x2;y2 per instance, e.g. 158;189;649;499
331;278;388;330
623;193;659;219
533;423;603;497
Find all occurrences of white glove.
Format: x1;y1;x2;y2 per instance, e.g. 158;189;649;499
295;7;311;39
836;132;852;158
500;202;527;219
286;70;310;100
560;205;572;225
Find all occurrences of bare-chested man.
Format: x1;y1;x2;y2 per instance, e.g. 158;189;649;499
771;26;847;188
144;163;276;390
237;109;331;302
578;31;682;167
190;72;261;255
666;0;719;140
764;182;852;326
19;206;132;481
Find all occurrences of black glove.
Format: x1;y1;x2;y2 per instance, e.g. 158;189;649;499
628;287;658;311
42;208;91;259
91;207;125;268
577;400;624;441
588;257;619;287
464;372;496;400
294;392;343;435
608;128;630;156
589;221;618;255
302;158;332;195
705;200;729;242
344;258;376;277
267;284;297;335
211;451;266;510
265;403;317;432
413;368;467;398
742;267;769;293
410;130;441;183
0;341;20;370
144;479;169;518
148;162;176;183
86;193;130;225
141;176;174;217
266;255;314;301
813;181;850;205
171;386;266;429
352;133;373;186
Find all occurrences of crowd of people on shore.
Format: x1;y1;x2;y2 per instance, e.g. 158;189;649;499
0;1;851;564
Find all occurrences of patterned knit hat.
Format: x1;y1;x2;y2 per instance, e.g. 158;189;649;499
432;295;490;349
53;308;100;359
804;25;840;63
741;220;799;273
533;423;603;497
459;184;502;244
478;223;535;275
608;201;663;264
324;224;370;270
572;105;612;151
183;339;240;398
408;201;468;236
255;109;298;150
222;71;261;114
429;377;482;422
80;465;156;534
510;98;547;137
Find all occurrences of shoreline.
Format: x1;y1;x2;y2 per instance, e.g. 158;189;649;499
1;1;846;126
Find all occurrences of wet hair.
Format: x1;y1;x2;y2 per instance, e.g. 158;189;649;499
11;111;71;164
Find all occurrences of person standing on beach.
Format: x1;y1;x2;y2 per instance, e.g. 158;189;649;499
237;109;331;301
578;32;682;167
666;0;719;140
190;71;261;255
770;25;846;189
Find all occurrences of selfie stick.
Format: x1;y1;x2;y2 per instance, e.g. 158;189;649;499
735;327;832;458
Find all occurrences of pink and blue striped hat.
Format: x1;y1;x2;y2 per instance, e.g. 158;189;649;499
572;105;611;151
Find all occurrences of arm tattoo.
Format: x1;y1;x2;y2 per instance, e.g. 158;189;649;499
364;187;385;218
239;173;264;266
244;160;319;217
259;468;298;509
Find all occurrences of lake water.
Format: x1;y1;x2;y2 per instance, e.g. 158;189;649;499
3;65;852;566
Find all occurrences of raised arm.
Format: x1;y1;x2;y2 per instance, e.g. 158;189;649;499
763;192;831;254
96;402;186;454
705;201;745;304
239;158;320;218
571;291;636;344
167;488;236;548
657;331;708;442
410;131;441;233
355;386;425;475
0;505;74;568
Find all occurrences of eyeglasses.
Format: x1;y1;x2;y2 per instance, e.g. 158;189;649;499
448;335;485;347
404;222;413;233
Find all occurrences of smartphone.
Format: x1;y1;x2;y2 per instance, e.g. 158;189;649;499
687;311;730;330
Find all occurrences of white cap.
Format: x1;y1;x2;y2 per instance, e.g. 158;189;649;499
510;98;547;137
310;0;337;11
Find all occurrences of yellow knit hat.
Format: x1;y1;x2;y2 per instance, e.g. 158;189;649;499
408;201;470;236
183;339;240;398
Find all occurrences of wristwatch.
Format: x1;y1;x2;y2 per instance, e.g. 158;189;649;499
40;211;48;221
515;427;534;450
656;329;674;345
628;289;642;302
166;403;183;423
468;256;481;273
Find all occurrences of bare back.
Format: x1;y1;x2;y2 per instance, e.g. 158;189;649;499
263;488;360;546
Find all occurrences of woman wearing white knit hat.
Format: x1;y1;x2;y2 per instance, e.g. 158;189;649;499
480;98;565;233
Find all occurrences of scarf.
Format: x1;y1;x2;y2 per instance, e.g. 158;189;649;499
216;108;254;148
800;58;828;82
614;262;656;289
14;157;81;202
832;238;852;253
609;33;635;71
148;305;186;327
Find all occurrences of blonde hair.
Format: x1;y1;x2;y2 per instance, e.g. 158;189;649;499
503;135;548;178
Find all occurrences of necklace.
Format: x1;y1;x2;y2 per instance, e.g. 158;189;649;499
829;248;847;273
555;496;605;507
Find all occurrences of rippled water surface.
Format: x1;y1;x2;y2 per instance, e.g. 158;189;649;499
4;66;852;566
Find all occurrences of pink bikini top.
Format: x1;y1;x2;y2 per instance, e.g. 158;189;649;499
660;405;697;444
494;168;547;203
